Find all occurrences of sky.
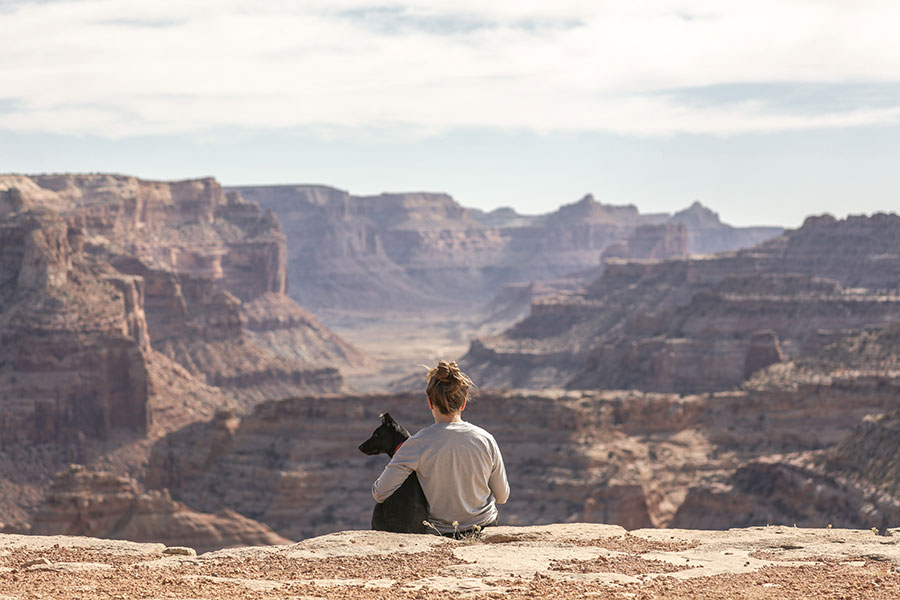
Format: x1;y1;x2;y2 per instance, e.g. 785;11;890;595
1;0;898;227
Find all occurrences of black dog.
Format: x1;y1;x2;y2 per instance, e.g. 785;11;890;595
358;413;429;534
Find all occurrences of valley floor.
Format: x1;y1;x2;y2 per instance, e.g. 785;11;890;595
319;309;478;392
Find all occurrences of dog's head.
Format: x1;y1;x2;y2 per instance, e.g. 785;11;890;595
358;412;411;457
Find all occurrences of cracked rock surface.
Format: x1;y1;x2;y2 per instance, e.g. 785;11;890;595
3;524;900;599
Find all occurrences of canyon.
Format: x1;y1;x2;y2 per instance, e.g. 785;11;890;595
140;349;900;541
0;174;365;531
464;213;900;393
3;171;900;561
231;186;780;317
232;185;781;386
29;464;291;553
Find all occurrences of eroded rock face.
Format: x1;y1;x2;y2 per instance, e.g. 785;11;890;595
30;465;292;553
110;259;346;407
231;186;781;315
670;201;782;255
0;174;363;408
465;213;900;392
144;366;900;539
0;174;363;532
0;207;243;530
743;330;785;379
0;211;152;444
601;223;689;262
3;175;287;302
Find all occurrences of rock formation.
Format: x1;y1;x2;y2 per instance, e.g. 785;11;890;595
0;174;365;533
3;524;900;599
0;206;229;531
29;464;292;553
465;213;900;392
601;223;689;262
665;322;900;531
670;201;782;255
0;209;153;444
230;185;781;316
0;174;363;407
144;352;900;539
5;173;896;555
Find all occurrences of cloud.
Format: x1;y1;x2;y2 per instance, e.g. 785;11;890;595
1;0;899;139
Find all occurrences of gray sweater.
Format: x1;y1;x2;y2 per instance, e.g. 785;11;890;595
371;420;509;534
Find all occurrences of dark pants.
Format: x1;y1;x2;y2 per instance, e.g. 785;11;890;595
440;518;498;539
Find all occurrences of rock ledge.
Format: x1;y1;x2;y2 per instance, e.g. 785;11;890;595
2;524;900;598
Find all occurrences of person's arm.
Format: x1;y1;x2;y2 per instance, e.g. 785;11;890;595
489;438;510;504
371;445;417;503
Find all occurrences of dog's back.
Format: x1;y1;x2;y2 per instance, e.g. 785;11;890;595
371;471;428;533
359;413;429;534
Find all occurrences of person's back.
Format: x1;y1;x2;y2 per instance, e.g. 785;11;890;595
371;360;509;535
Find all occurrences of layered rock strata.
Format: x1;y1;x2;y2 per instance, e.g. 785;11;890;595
231;185;781;315
465;213;900;392
0;207;236;530
145;365;900;540
670;201;783;255
0;174;363;532
0;210;152;444
0;174;362;406
601;223;689;262
30;464;292;553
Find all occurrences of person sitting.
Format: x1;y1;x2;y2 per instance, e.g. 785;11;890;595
372;360;509;537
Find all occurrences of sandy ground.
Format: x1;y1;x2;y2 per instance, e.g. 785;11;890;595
2;524;900;599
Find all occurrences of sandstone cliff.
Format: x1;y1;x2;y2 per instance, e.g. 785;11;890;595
231;185;781;316
144;358;900;540
0;174;363;405
601;223;689;262
29;464;292;553
0;206;236;531
465;213;900;392
0;209;152;444
0;174;363;532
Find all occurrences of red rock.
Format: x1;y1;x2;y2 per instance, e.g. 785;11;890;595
30;465;292;553
465;213;900;392
144;374;900;539
232;186;779;315
743;330;785;379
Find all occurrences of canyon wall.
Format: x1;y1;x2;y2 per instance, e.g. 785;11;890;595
231;186;781;315
0;175;363;406
465;213;900;392
0;210;152;445
0;174;367;531
143;359;900;540
0;206;239;530
30;464;292;553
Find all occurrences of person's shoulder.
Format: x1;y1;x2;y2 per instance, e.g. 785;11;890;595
410;422;442;439
459;421;496;440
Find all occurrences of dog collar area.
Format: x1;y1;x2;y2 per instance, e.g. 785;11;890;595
393;441;404;456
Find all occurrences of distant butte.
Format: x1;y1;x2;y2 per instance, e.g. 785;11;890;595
229;184;782;316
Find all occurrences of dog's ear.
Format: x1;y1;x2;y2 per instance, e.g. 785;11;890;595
380;412;394;424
